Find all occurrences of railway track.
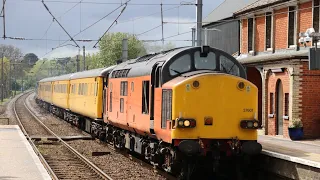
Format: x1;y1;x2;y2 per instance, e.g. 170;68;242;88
13;92;113;180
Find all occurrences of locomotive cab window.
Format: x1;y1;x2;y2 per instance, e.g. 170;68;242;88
162;47;246;84
169;54;191;76
194;51;216;70
220;54;240;77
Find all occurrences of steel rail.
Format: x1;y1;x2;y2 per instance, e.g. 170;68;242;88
13;92;59;180
15;92;113;180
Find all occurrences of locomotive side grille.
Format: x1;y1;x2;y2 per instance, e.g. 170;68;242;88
161;89;172;129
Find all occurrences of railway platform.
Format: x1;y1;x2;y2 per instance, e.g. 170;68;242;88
0;125;51;180
258;135;320;179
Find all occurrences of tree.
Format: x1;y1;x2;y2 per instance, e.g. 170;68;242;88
98;32;146;67
0;45;23;61
23;53;39;66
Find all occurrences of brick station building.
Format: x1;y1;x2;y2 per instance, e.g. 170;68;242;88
234;0;320;138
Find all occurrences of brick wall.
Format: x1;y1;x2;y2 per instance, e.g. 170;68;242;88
255;16;265;52
247;67;262;126
239;1;315;53
300;62;320;138
267;69;290;137
274;8;288;50
241;19;248;54
299;1;313;47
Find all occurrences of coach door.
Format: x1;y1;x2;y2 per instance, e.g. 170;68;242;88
150;63;161;134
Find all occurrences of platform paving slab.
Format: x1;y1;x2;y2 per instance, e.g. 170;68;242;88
259;135;320;165
0;125;51;180
258;135;320;179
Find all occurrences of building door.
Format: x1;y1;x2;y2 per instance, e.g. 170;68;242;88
276;79;283;135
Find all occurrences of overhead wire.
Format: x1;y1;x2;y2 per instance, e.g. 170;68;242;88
55;1;129;50
41;0;80;47
92;1;129;48
136;24;162;36
117;1;194;24
0;0;6;16
18;0;196;6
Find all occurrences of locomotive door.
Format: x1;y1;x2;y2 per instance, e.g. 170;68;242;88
150;63;161;134
103;77;108;117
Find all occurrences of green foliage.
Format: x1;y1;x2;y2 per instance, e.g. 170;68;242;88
98;32;146;67
289;118;303;128
144;41;176;53
23;53;39;66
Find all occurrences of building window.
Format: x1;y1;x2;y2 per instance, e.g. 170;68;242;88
120;81;128;96
248;18;254;52
270;93;274;114
284;93;289;116
142;81;150;114
120;98;124;113
314;0;320;32
314;0;320;44
288;6;296;47
265;12;272;49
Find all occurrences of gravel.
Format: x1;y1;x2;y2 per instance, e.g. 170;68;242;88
0;93;23;125
27;92;169;180
68;139;167;180
15;93;51;136
26;93;88;137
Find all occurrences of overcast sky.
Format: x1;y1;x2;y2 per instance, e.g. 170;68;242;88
0;0;223;59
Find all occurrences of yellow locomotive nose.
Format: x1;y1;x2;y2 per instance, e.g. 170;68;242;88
171;73;258;141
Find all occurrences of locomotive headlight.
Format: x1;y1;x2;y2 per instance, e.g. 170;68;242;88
253;122;259;128
178;120;184;127
176;119;196;128
247;121;253;128
184;120;191;127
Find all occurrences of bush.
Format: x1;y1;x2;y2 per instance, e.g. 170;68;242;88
289;118;303;128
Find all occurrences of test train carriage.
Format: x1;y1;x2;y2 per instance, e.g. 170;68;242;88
36;46;262;179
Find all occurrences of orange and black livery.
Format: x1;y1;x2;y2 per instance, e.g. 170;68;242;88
37;46;262;179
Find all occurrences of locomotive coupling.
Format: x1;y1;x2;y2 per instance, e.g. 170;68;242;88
178;140;200;155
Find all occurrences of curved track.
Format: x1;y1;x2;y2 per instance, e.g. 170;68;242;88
13;92;113;180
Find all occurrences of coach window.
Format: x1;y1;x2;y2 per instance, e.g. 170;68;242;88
169;54;191;76
95;83;98;96
194;51;217;70
79;84;82;95
142;81;150;114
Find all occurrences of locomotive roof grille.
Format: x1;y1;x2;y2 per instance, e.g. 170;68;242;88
135;54;158;63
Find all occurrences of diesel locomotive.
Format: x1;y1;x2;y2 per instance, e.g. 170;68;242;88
37;46;262;179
